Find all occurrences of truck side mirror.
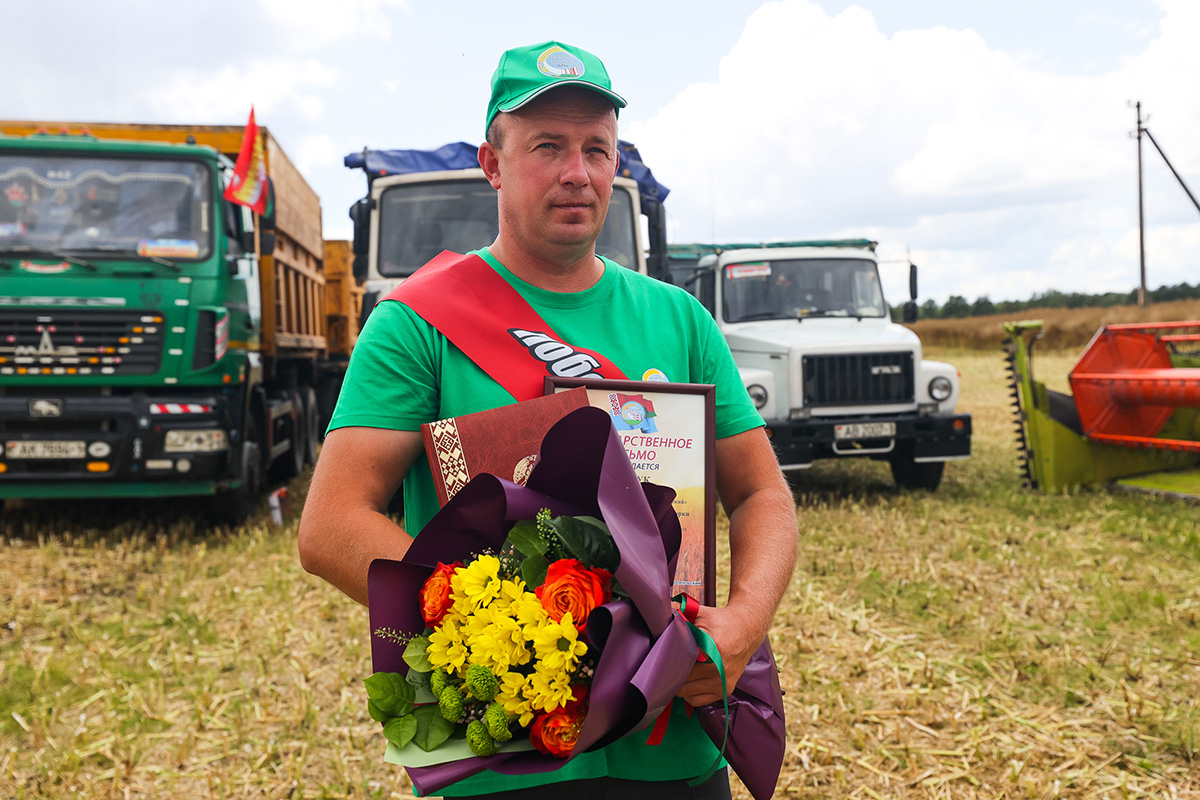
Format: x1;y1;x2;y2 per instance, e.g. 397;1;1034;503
642;198;669;281
903;300;918;324
909;262;918;301
258;178;277;232
349;197;372;282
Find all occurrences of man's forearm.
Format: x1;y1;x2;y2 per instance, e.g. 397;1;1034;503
299;508;413;606
725;483;798;641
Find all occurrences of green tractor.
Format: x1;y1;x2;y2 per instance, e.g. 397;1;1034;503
1004;319;1200;499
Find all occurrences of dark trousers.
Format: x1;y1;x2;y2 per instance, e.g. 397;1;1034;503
449;768;731;800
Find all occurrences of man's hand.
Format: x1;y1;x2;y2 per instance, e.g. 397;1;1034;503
677;603;763;707
676;426;797;707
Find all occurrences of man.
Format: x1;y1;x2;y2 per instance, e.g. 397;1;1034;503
299;40;798;798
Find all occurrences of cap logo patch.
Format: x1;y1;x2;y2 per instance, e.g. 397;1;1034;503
537;46;585;78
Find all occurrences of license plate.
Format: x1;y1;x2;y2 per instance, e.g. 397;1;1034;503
5;440;87;459
835;422;895;440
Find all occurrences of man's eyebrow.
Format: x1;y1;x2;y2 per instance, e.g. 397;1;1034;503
527;132;614;147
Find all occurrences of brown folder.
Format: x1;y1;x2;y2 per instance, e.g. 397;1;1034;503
420;387;590;506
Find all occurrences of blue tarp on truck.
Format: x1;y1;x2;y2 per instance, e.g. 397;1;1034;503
344;140;668;205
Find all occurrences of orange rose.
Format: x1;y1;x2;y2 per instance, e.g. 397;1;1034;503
530;686;588;757
535;559;612;629
419;561;460;626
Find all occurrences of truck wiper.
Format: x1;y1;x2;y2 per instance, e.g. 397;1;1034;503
143;255;181;272
87;244;181;272
3;245;97;271
737;311;787;322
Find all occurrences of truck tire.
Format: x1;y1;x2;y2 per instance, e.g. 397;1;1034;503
301;386;320;467
889;452;945;492
211;420;263;525
316;373;343;440
272;389;307;482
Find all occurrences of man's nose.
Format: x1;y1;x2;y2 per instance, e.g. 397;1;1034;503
559;149;590;187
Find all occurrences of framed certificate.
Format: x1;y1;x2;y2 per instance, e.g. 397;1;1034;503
545;377;717;605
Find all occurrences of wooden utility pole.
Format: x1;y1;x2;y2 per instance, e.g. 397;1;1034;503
1134;101;1146;307
1131;101;1200;308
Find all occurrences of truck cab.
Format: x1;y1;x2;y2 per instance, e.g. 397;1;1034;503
344;141;669;314
0;121;345;521
677;240;971;490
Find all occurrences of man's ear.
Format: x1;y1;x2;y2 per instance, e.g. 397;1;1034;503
478;142;502;190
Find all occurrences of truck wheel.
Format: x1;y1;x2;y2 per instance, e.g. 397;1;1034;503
212;426;263;526
889;454;945;491
316;373;343;439
301;386;320;467
272;390;307;481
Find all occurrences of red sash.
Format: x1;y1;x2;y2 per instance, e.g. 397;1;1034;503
381;251;626;401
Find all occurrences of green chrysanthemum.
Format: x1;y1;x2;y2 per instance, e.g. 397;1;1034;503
484;702;512;742
438;685;465;723
466;663;499;702
429;669;449;699
466;719;497;757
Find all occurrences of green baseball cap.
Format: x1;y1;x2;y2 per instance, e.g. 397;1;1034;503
486;41;627;135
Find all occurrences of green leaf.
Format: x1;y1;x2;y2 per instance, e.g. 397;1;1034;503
406;669;430;691
367;698;388;724
403;635;433;673
506;520;548;558
412;704;456;751
521;553;548;587
551;515;620;572
364;672;415;719
383;714;418;750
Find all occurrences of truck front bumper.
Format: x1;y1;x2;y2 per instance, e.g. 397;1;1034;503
0;391;236;498
765;412;971;469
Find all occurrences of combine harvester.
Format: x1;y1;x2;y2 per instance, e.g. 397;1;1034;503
1005;320;1200;499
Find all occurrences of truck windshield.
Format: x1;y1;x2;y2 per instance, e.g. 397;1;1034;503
723;258;887;323
376;178;638;277
0;155;211;260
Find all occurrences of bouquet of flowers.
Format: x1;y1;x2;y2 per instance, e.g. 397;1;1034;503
365;407;786;798
368;509;622;759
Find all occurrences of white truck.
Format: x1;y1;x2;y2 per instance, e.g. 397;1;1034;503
343;141;670;314
672;239;970;490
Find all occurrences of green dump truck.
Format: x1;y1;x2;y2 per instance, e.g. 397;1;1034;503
0;121;361;521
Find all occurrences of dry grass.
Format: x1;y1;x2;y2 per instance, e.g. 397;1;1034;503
909;299;1200;350
4;345;1200;799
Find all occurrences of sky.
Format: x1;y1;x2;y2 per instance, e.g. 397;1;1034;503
4;0;1196;305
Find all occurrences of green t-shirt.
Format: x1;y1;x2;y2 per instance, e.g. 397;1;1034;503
329;250;763;795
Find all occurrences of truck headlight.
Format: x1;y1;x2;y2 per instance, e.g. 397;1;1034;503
164;429;228;453
928;376;953;402
747;384;768;409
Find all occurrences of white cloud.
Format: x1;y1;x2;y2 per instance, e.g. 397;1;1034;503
292;134;344;177
258;0;410;49
143;59;339;122
628;0;1199;302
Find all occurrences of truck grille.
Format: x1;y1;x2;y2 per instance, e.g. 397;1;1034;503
0;309;164;377
802;352;914;406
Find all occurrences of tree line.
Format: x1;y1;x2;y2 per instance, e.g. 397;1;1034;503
899;282;1200;320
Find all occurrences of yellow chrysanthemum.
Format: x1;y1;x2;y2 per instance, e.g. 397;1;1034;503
532;612;588;674
451;555;503;613
497;671;536;727
491;578;529;612
513;593;550;636
526;667;576;713
464;607;529;673
426;612;469;675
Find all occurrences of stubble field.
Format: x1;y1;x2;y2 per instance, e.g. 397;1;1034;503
3;342;1200;799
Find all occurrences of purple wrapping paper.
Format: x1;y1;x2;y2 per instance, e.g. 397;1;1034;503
367;407;785;799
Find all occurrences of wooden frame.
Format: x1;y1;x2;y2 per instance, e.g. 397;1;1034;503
545;377;717;605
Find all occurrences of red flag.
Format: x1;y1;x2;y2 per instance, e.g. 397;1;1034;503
223;106;269;214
